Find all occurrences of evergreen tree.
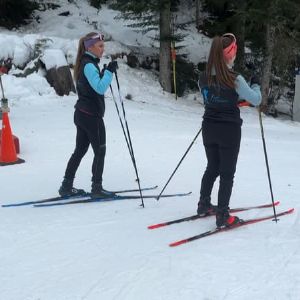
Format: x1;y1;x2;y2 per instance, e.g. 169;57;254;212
199;0;300;110
111;0;180;93
89;0;108;9
198;0;248;73
0;0;39;28
245;0;300;108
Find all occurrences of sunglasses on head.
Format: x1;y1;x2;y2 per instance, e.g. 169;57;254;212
83;33;105;50
90;33;104;41
222;33;236;43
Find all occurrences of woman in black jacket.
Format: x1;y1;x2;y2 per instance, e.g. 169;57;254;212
59;32;118;199
197;33;262;227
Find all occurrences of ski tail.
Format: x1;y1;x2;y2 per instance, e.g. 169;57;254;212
1;193;88;208
169;208;294;247
148;215;200;229
148;201;280;230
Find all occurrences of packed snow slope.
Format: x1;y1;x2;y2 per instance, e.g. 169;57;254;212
0;1;300;299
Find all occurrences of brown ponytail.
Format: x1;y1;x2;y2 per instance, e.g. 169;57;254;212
206;36;237;89
73;32;98;82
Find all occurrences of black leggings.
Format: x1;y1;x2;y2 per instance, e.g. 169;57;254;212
64;109;106;184
200;120;241;209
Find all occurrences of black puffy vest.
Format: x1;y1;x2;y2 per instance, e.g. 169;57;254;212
75;53;105;118
198;72;242;125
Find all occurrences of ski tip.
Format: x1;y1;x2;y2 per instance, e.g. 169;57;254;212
1;203;23;208
169;239;187;247
275;201;280;205
148;223;166;230
177;191;192;197
287;208;295;214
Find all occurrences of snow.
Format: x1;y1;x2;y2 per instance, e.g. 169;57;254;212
0;1;300;299
41;49;68;69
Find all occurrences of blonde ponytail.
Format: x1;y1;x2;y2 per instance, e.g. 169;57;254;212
73;32;98;82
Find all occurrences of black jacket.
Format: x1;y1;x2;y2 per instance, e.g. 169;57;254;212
75;53;105;118
198;72;242;125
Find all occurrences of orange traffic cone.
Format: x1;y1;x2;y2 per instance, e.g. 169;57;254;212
0;112;24;166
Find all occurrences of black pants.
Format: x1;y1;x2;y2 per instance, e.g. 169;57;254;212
200;120;241;209
64;109;106;184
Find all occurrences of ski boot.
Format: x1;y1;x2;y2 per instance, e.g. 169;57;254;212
197;196;217;216
58;178;86;197
216;208;241;228
91;183;116;199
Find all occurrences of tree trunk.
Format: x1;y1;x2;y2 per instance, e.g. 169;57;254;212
159;0;172;93
230;1;246;74
0;0;8;16
195;0;201;31
261;23;275;108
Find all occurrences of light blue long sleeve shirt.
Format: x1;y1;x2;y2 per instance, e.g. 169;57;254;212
83;52;113;95
235;75;262;106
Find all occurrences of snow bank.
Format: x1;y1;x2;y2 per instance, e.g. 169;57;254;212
41;49;68;69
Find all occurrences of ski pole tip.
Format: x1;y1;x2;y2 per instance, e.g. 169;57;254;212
169;239;187;247
148;223;165;230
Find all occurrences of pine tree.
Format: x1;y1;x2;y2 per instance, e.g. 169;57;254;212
198;0;248;73
0;0;39;28
245;0;300;108
89;0;108;9
199;0;300;110
111;0;180;93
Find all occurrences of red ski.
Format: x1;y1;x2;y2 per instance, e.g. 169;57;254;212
148;201;280;230
169;208;294;247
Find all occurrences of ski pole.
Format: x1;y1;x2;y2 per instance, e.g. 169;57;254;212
113;70;145;208
258;108;278;222
157;127;202;201
104;63;133;158
109;85;133;158
0;75;9;113
0;75;5;99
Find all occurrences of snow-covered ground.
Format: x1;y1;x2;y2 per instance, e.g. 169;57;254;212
0;1;300;299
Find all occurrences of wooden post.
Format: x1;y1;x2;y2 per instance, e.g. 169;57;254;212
171;41;177;100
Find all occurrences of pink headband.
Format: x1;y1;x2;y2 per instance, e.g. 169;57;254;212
222;33;237;61
84;33;104;50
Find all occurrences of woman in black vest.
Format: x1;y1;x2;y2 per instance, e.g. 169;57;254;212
59;32;118;198
197;33;262;227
